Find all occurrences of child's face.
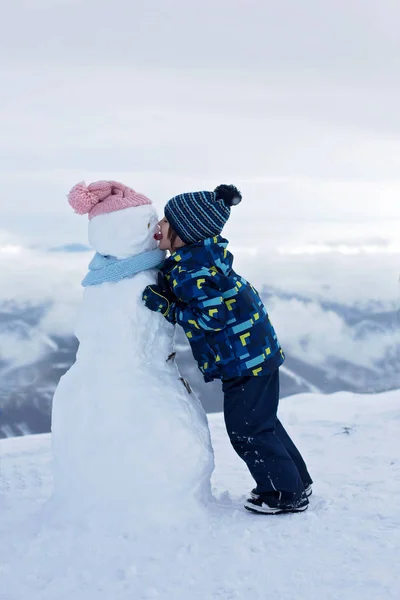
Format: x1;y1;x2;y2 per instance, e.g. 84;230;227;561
155;217;185;252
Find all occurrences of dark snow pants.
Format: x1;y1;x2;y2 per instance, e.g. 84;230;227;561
222;369;313;496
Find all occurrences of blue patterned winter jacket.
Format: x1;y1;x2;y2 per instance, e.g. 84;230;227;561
162;236;285;382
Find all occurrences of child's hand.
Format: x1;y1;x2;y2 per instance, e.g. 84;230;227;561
142;285;177;323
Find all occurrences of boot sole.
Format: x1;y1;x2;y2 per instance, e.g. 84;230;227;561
244;501;309;515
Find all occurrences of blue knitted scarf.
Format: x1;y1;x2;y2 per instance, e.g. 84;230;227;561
82;248;166;287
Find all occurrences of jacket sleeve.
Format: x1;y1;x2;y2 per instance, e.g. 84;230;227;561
170;267;228;331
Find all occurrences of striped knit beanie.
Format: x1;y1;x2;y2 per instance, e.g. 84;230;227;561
165;184;242;244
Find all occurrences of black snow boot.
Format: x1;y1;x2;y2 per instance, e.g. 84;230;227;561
244;490;309;515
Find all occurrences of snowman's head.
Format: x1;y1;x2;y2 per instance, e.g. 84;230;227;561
88;204;159;258
68;180;160;259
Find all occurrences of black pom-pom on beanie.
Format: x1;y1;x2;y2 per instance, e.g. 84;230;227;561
214;184;242;207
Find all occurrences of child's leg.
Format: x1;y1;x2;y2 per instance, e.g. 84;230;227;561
222;371;304;496
275;420;313;487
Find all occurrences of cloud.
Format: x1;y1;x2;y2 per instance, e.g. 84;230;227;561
0;323;57;369
268;297;399;372
0;246;86;326
0;243;397;327
234;251;400;308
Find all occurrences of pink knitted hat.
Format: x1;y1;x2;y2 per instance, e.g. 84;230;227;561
68;180;152;219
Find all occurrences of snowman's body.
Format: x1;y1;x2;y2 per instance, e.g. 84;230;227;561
51;203;214;527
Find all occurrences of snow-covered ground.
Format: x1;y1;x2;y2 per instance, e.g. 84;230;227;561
1;390;399;600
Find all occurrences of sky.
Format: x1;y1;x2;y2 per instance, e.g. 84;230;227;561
0;0;400;250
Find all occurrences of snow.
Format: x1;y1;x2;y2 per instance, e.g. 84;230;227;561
1;390;399;600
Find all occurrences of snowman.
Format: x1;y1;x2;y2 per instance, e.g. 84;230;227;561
51;181;214;529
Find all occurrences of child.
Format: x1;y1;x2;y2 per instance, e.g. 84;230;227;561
142;185;313;514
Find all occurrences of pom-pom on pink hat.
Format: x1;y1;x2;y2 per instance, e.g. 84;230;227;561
68;180;152;220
